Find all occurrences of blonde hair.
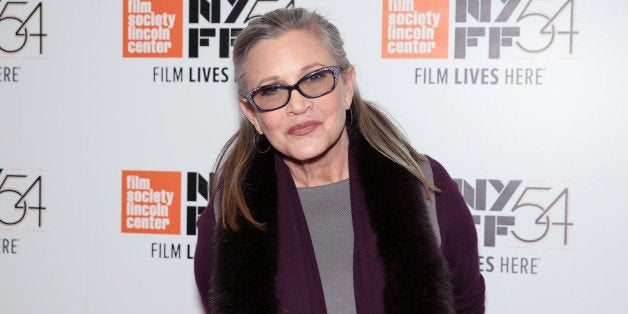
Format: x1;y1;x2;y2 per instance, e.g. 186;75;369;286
214;8;434;231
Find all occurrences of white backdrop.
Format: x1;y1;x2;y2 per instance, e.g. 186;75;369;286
2;0;627;313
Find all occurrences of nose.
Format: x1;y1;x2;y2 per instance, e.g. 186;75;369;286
286;89;311;115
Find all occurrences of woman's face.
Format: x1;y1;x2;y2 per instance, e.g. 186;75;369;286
239;29;355;163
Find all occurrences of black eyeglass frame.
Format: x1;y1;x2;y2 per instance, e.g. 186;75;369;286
244;65;341;112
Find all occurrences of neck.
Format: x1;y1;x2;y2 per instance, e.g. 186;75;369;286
283;129;350;188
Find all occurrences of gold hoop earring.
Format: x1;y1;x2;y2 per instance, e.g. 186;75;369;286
346;108;354;129
254;133;271;154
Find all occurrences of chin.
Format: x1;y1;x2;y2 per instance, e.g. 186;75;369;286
287;149;325;162
284;143;331;162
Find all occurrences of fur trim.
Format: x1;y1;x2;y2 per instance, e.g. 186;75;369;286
350;128;453;313
210;149;279;313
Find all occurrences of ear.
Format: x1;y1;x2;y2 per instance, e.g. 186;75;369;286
341;66;356;110
239;98;262;134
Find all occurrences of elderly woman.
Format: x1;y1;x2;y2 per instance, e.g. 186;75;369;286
194;7;484;313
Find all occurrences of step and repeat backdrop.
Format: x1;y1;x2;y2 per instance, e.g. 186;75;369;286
2;0;627;313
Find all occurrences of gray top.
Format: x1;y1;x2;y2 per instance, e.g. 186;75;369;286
297;179;356;314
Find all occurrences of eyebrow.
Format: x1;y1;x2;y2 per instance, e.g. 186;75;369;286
254;62;327;87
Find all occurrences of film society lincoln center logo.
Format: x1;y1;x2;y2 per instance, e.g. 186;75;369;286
121;171;181;234
382;0;449;58
123;0;183;57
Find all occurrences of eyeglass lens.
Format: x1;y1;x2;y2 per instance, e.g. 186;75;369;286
251;68;337;111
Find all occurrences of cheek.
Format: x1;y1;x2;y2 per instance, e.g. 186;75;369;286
329;95;349;119
257;112;284;134
334;85;352;110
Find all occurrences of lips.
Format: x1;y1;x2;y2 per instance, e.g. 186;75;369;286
287;120;321;136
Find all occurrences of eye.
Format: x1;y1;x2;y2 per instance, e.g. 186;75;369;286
258;85;281;97
304;70;328;83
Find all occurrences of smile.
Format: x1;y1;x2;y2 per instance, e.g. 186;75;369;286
287;120;322;136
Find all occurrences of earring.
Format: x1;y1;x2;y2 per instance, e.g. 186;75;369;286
254;133;271;154
345;108;354;129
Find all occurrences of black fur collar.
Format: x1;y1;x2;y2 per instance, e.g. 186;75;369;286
210;128;452;313
350;129;453;312
210;146;279;312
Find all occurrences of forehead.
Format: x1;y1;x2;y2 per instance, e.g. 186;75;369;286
243;30;336;85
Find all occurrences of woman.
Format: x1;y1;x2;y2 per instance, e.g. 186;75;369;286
195;7;485;313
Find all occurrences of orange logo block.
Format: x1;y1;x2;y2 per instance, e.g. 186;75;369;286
121;171;181;234
123;0;183;58
381;0;449;58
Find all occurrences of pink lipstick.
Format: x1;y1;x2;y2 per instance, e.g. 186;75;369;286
287;120;321;136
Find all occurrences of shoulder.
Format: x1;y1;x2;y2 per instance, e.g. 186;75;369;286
425;156;459;193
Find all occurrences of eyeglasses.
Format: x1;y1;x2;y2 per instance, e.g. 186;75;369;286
244;66;341;112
